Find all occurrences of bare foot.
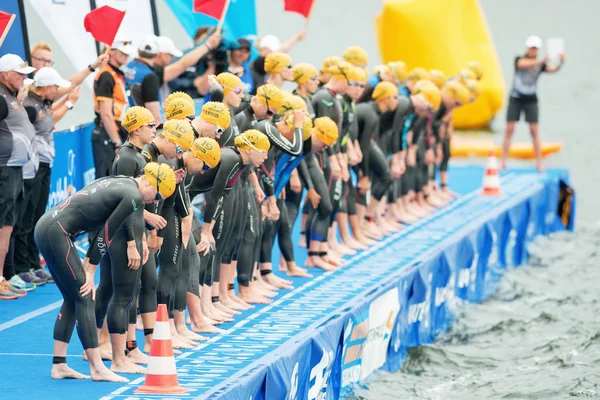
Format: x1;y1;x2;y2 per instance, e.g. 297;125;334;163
536;162;545;172
263;273;293;290
110;358;147;374
298;234;307;248
342;237;365;251
256;277;279;292
176;324;208;341
230;292;253;309
90;364;129;383
186;316;192;325
309;256;335;271
127;348;148;365
287;265;313;278
278;256;287;272
363;222;384;240
219;297;243;314
329;239;355;255
83;348;112;361
239;291;273;304
192;320;226;334
323;252;344;267
355;234;376;247
171;332;197;349
51;364;89;380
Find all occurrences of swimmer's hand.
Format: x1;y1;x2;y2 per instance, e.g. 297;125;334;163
306;188;321;208
174;168;185;184
127;241;141;270
79;258;96;300
144;210;167;230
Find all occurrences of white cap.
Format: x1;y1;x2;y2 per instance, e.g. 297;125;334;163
526;35;542;49
112;34;136;56
156;36;183;57
259;34;281;52
138;35;160;55
0;54;36;75
33;67;72;88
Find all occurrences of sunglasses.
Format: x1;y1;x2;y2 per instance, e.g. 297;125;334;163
175;144;184;155
287;64;293;69
154;192;164;201
348;81;360;87
216;125;224;136
202;162;211;172
310;76;319;81
224;85;243;95
145;123;157;129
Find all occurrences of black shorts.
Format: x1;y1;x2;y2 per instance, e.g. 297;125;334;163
0;166;23;228
506;96;539;123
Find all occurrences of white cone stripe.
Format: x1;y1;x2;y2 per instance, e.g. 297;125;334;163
147;356;178;375
152;321;172;340
487;158;498;169
483;175;500;187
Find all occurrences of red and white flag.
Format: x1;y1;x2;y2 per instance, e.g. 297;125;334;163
284;0;314;18
83;5;126;46
193;0;228;20
0;10;16;47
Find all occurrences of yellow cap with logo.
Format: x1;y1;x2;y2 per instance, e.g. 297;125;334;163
293;63;319;84
122;106;154;133
343;46;369;67
279;93;307;116
144;162;177;198
372;81;399;101
464;79;482;101
200;101;231;130
407;67;431;83
467;61;483;80
191;137;221;168
255;84;285;110
164;91;194;109
429;69;446;88
413;80;442;111
459;68;476;84
313;117;339;146
285;113;313;140
234;129;271;152
216;72;243;96
321;56;343;74
442;80;472;106
330;60;353;80
265;52;292;74
353;66;368;83
388;61;408;82
162;119;195;151
164;97;195;121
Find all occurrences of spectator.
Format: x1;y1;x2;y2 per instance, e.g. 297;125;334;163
229;38;253;94
0;54;36;299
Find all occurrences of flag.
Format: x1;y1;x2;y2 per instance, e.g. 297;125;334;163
83;5;126;46
284;0;314;18
0;10;16;47
193;0;228;20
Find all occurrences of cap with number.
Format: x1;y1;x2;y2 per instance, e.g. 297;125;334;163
343;46;369;67
264;52;292;74
442;80;472;106
255;84;285;110
467;61;483;80
321;56;343;74
33;67;71;88
234;129;271;152
216;72;243;96
162;119;195;151
388;61;408;82
372;81;399;101
407;67;431;83
164;91;194;110
293;63;319;84
122;106;155;133
192;137;221;168
165;97;195;120
313;117;339;146
429;69;446;88
278;93;307;116
200;101;231;130
413;80;442;111
144;162;177;198
156;36;183;57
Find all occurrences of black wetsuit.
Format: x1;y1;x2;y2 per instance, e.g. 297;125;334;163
338;94;358;216
95;142;148;334
34;177;143;349
433;103;451;176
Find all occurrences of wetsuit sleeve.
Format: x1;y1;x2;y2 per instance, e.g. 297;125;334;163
359;111;377;176
391;107;406;153
174;181;191;218
95;71;115;100
113;151;141;177
202;153;239;223
108;185;143;244
297;158;314;189
260;122;303;156
209;83;224;102
259;162;274;197
145;203;157;231
141;73;161;103
157;206;174;238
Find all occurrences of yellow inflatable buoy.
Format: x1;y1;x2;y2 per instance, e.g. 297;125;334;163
451;139;563;159
376;0;505;130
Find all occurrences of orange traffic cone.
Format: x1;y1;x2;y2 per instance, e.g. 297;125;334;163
482;151;501;196
135;304;187;394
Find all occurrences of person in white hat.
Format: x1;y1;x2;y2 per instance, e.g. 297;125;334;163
0;54;37;300
502;35;566;172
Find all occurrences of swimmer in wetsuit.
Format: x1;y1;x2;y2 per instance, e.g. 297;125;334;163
265;52;295;88
34;163;176;383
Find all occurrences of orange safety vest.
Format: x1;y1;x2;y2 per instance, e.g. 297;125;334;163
93;64;128;121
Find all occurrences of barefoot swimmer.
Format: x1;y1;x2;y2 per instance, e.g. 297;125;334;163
33;163;176;382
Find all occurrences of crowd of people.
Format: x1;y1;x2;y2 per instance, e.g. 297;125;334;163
0;29;483;382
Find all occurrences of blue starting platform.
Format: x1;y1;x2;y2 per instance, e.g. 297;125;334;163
0;166;575;400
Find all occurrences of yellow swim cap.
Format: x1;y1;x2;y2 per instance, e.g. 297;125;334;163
374;64;393;78
122;106;154;133
413;80;442;111
293;63;319;85
191;137;221;168
313;117;339;146
330;60;353;80
200;101;231;130
285;113;313;140
255;84;285;110
458;68;476;85
407;67;432;83
464;79;482;101
234;129;271;153
164;91;194;109
467;61;483;80
372;81;399;101
442;81;472;106
144;162;177;198
343;46;369;67
162;119;195;151
321;56;343;74
265;52;292;74
164;97;195;121
216;72;243;96
388;61;408;82
354;67;368;83
279;93;307;116
428;69;446;89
